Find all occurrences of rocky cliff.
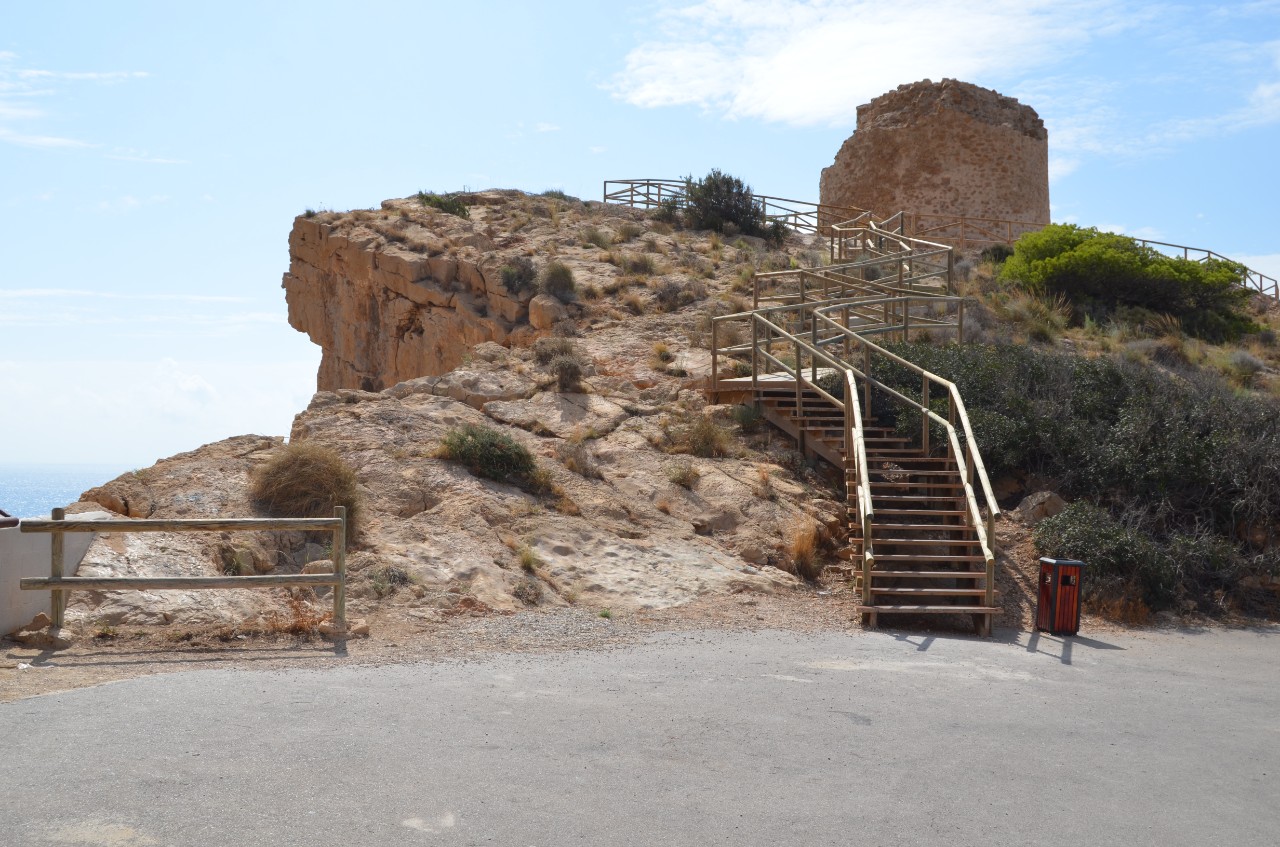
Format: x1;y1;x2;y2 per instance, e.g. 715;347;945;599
54;192;848;633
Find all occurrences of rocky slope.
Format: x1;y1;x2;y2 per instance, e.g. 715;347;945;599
56;191;845;632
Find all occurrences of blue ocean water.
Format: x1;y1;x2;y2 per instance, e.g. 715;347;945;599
0;463;131;519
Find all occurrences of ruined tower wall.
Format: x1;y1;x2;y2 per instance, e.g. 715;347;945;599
819;79;1050;227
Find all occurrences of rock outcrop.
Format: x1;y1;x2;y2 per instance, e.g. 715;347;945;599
820;79;1050;228
284;192;547;392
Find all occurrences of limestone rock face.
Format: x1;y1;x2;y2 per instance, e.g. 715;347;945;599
820;79;1050;230
283;193;542;392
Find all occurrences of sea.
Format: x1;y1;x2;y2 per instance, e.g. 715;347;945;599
0;463;132;519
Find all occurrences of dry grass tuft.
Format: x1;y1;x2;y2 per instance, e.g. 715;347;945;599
250;442;361;530
784;517;822;580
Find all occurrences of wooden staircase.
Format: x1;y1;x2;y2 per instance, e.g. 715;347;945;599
756;383;998;637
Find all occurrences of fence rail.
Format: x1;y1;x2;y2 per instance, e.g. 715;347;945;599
19;507;349;634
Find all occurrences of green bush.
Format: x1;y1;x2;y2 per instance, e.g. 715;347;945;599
437;424;538;486
682;169;770;239
499;257;537;294
1000;224;1254;342
415;191;469;219
540;261;577;302
877;342;1280;612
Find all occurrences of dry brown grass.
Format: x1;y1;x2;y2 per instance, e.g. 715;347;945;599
250;442;361;531
784;517;822;580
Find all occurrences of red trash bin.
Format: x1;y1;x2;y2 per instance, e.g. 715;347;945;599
1036;557;1084;636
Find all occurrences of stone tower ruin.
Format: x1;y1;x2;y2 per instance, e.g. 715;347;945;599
820;79;1049;228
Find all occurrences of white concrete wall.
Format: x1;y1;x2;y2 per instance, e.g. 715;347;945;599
0;512;111;634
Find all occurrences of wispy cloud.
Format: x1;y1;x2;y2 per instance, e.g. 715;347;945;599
0;289;252;303
609;0;1144;127
0;52;151;153
0;127;91;149
534;122;560;133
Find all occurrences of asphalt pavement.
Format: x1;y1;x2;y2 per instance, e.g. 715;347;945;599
1;625;1277;846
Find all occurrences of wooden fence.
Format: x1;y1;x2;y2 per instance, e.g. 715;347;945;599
18;506;348;633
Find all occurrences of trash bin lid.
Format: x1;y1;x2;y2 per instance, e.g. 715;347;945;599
1039;557;1085;567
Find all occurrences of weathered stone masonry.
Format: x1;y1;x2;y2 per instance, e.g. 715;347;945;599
820;79;1050;226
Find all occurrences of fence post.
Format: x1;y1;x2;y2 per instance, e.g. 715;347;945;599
50;507;65;628
957;300;966;344
333;506;347;633
710;318;719;402
902;299;911;342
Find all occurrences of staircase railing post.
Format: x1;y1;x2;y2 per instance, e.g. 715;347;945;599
921;377;930;455
902;298;911;342
794;337;806;457
752;318;761;397
957;300;966;344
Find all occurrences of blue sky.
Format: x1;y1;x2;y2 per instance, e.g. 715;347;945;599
2;0;1278;466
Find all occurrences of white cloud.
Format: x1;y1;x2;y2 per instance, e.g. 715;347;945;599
588;145;607;154
534;122;560;133
16;69;148;82
610;0;1140;127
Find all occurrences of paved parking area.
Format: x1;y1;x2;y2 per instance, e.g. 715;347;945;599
1;626;1276;846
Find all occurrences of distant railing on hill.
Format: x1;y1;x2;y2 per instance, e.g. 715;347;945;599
1136;238;1278;300
603;179;875;237
604;178;1279;302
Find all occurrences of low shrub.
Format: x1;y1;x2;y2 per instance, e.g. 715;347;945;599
666;460;700;488
540;261;577;302
879;342;1280;614
251;442;361;530
533;336;575;364
557;441;601;478
732;404;764;433
620;253;657;275
415;191;469;218
581;227;611;249
540;189;571;201
616;222;644;242
437;424;538;486
550;353;584;391
670;416;735;458
500;256;538;294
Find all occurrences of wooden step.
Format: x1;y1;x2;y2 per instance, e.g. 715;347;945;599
857;605;1000;614
868;523;974;531
870;588;992;596
865;537;982;546
872;554;988;562
874;508;969;517
859;570;988;578
869;481;965;488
